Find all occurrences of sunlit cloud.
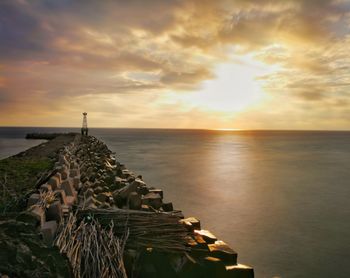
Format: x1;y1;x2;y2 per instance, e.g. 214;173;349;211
1;0;350;129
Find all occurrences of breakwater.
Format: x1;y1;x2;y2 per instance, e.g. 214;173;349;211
4;133;254;277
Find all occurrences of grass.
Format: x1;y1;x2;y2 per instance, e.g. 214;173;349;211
0;157;53;212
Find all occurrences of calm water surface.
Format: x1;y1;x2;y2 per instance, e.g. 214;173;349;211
1;127;349;278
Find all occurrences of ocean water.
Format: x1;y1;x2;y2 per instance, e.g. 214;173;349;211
1;127;350;278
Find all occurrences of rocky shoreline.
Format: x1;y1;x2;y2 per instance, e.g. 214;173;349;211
1;133;254;277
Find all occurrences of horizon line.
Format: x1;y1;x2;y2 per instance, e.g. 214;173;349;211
1;126;350;132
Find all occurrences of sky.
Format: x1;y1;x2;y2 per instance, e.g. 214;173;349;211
1;0;350;129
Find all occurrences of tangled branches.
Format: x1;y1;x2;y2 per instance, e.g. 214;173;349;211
55;213;129;278
78;208;190;253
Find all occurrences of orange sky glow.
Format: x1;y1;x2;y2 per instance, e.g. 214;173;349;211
1;0;350;130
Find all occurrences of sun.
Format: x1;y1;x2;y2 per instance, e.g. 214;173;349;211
177;54;277;114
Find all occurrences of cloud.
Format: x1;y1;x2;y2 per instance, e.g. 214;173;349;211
1;0;350;128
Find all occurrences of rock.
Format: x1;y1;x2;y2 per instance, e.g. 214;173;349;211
27;193;40;207
128;192;142;210
208;240;238;264
41;221;58;245
142;192;162;209
46;201;62;223
194;230;217;244
162;202;174;212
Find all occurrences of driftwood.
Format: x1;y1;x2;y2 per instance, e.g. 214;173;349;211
55;213;128;278
77;208;190;253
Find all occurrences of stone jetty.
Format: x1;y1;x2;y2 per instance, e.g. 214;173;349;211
1;133;254;277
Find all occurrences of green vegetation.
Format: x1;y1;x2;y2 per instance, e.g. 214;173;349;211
0;157;53;213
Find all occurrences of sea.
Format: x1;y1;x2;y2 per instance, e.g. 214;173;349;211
1;127;349;278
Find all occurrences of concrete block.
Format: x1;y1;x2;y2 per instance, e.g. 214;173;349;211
141;204;150;211
28;205;45;226
58;166;69;180
54;172;62;184
194;230;217;244
149;189;163;198
69;168;80;178
225;264;254;277
61;204;70;215
47;176;60;190
96;192;110;203
71;177;81;190
128;192;142;210
118;181;138;199
84;188;94;198
180;217;201;231
162;202;173;212
84;196;96;207
27;193;40;207
54;189;67;205
142;192;162;209
40;184;52;193
94;186;103;194
66;196;76;206
41;220;58;245
208;240;237;265
137;186;149;196
46;201;63;223
61;180;76;197
203;256;227;277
